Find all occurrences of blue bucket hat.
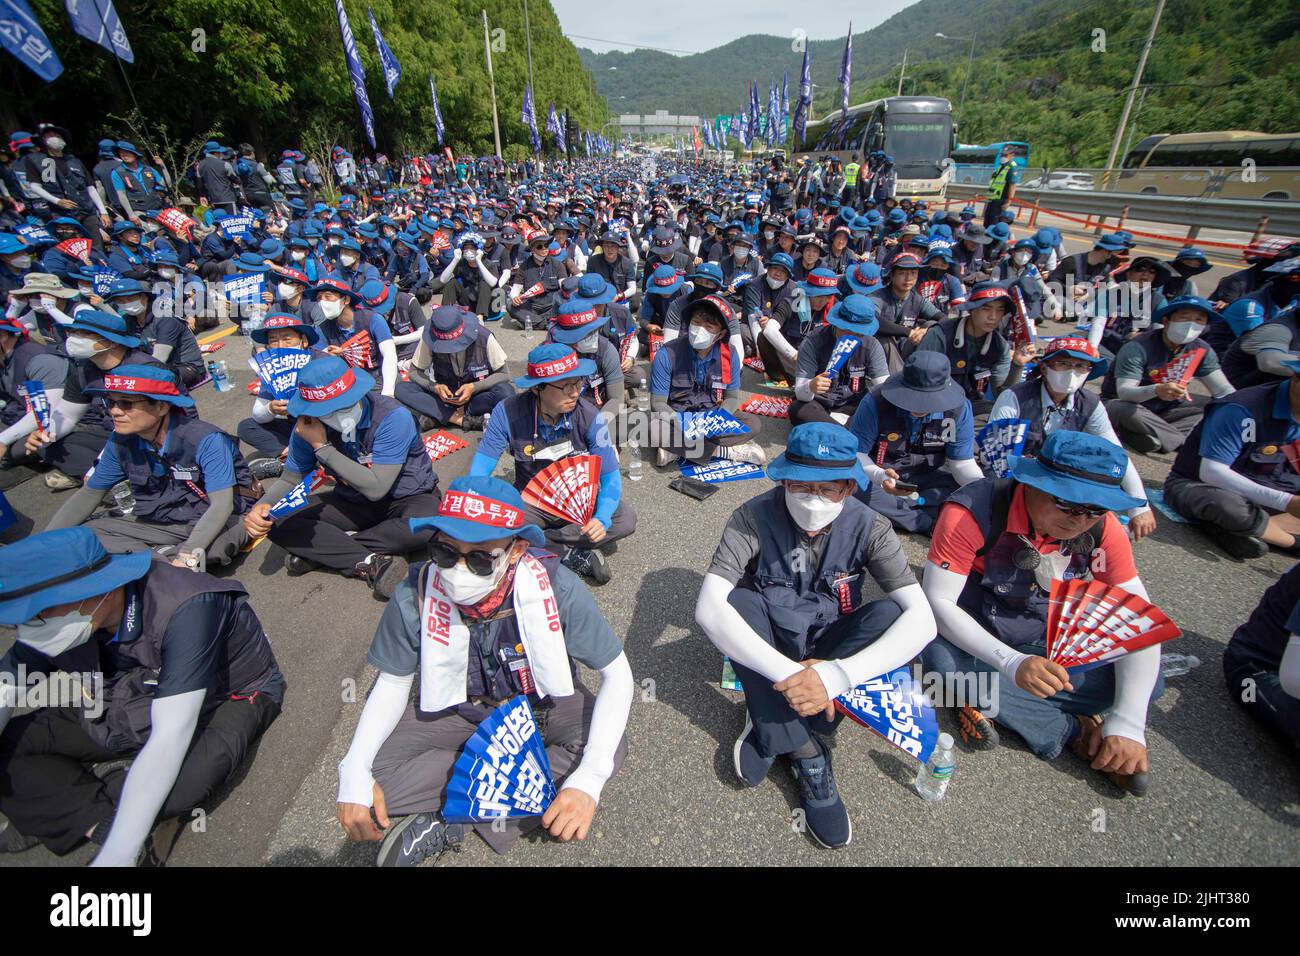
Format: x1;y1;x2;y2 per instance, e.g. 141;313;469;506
1094;233;1126;252
409;474;544;547
956;280;1013;313
109;220;143;238
1170;246;1211;274
513;342;596;388
358;279;396;316
250;312;323;348
574;272;616;306
645;263;684;296
67;309;140;348
799;267;841;298
103;278;148;301
0;233;27;255
0;527;151;626
1008;430;1146;513
259;238;285;261
551;298;611;345
844;261;882;295
286;355;375;418
880;351;967;414
767;422;869;491
423;305;481;354
233;251;269;273
767;252;795;276
827;294;879;336
1153;295;1217;325
986;223;1011;243
687;262;724;287
886;208;908;225
86;362;196;409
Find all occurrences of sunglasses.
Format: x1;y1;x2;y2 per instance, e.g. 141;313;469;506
105;396;149;410
1051;496;1107;519
429;539;508;576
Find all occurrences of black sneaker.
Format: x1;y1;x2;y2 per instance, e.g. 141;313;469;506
790;735;851;849
0;816;39;854
360;553;404;599
284;554;320;576
248;457;284;480
733;712;774;787
376;813;463;867
955;706;1000;751
416;414;438;432
460;413;485;431
563;547;611;585
1216;531;1269;560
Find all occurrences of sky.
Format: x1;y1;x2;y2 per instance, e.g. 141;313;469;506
550;0;917;56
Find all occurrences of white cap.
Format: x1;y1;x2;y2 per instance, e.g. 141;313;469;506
938;732;955;750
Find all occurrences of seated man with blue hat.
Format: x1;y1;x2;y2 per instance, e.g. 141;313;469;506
472;343;635;584
745;252;800;383
549;297;626;420
105;278;207;388
791;293;889;427
695;422;937;849
0;527;285;864
236;312;328;464
922;430;1161;793
359;278;425;363
1161;357;1300;560
395;304;513;431
335;475;633;866
242;355;441;598
1101;295;1234;454
44;364;256;567
310;278;399;397
848;351;983;533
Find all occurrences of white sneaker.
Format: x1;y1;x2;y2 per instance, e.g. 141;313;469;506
719;442;766;466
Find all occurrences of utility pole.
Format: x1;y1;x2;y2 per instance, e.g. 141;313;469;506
482;9;502;159
521;0;535;93
896;48;909;97
1103;0;1166;185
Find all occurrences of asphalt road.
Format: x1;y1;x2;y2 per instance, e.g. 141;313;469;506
2;237;1297;868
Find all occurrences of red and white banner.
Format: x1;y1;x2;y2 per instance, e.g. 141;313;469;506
1046;579;1181;668
1009;285;1036;348
521;454;600;525
743;355;765;373
423;430;469;462
338;330;374;369
157;207;197;240
55;237;91;261
740;395;792;418
519;282;546;301
1149;347;1205;389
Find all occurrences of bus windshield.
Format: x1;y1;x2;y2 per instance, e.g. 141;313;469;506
887;115;953;176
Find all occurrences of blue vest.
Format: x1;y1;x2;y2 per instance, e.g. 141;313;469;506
1223;307;1299;389
804;325;872;409
503;390;599;489
1099;328;1212;414
950;478;1095;650
111;412;254;525
930;317;1009;402
1011;379;1099;458
325;395;438;503
742;486;878;658
870;389;960;480
319;310;383;374
429;326;492;390
665;335;731;412
1171;382;1300;493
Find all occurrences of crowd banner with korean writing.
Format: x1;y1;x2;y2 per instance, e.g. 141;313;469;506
975;418;1030;478
219;213;255;240
679;408;749;442
422;430;468;462
157;207;196;240
55;237;91;260
740;395;791;418
0;0;64;82
836;666;939;764
89;266;120;297
518;282;546;301
824;335;860;377
1046;579;1182;672
743;355;765;373
1009;285;1037;348
223;271;265;305
442;696;556;823
522;455;600;525
22;379;53;438
16;223;54;245
269;468;328;520
1149;347;1205;389
679;457;764;483
338;329;373;369
248;348;312;400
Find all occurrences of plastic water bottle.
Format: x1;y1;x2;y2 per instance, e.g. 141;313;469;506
636;390;650;414
523;311;534;338
627;441;643;481
1160;654;1201;678
914;732;955;801
112;483;135;516
218;360;232;392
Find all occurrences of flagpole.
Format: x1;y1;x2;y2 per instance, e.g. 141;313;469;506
91;1;142;115
896;48;909;96
482;9;503;159
522;0;536;94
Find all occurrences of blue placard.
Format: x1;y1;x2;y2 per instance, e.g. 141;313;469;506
223;271;265;304
220;214;255;240
269;469;324;520
824;335;859;376
442;696;556;823
0;489;15;532
16;223;54;246
679;457;765;483
679;408;749;442
836;666;940;764
248;348;312;400
975;417;1030;478
21;379;52;435
90;267;120;297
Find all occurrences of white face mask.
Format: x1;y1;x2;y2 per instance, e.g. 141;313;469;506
319;298;344;320
9;254;32;270
291;250;307;262
78;284;94;297
733;247;749;262
766;274;786;289
340;253;359;268
1164;320;1204;346
688;323;716;351
37;294;58;312
436;547;513;605
1013;251;1032;266
322;401;363;443
784;489;845;532
65;335;101;359
117;300;147;316
158;268;178;281
277;282;300;300
574;333;599;355
44;136;66;152
465;249;479;261
763;230;775;241
1044;366;1089;396
18;594;106;657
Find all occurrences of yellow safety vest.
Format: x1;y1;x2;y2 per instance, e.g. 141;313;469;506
844;163;860;186
988;162;1014;200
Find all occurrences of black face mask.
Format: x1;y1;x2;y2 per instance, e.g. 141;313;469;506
690;284;718;301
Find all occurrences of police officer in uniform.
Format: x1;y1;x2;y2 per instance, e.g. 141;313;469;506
694;423;937;848
0;528;284;863
242;356;441;598
470;344;636;584
335;476;632;865
394;305;512;431
922;431;1161;789
982;146;1020;229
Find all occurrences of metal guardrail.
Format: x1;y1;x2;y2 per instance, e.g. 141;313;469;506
944;182;1300;240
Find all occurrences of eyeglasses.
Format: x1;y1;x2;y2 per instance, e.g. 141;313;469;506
429;539;507;576
105;396;148;410
1051;496;1107;518
544;380;584;396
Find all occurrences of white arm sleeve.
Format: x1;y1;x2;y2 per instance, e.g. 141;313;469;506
662;326;679;343
923;561;1030;682
90;689;204;867
47;389;85;439
988;388;1021;422
152;342;174;363
1280;636;1300;699
944;456;986;486
1102;575;1159;745
762;320;799;360
695;572;803;684
810;583;937;699
1201;457;1292;512
1115;377;1160;404
793;376;815;402
497;268;512;289
857;450;889;487
250;396;275;424
438;257;458;284
337;672;413;807
1257;349;1294;378
560;651;633;803
378;338;398;396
